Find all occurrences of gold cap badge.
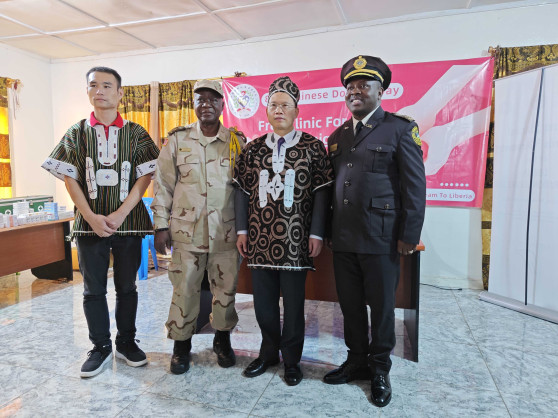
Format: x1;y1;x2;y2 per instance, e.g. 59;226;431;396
354;56;367;70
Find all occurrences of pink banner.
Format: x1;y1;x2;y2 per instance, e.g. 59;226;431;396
222;57;494;207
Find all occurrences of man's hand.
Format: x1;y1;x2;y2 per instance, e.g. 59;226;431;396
155;230;171;255
236;234;248;258
106;211;126;231
398;240;416;256
309;237;323;258
86;214;116;238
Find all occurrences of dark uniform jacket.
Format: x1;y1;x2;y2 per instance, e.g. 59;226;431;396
328;106;426;254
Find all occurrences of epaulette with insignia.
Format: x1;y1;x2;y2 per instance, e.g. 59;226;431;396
392;113;415;123
167;126;189;136
229;127;247;141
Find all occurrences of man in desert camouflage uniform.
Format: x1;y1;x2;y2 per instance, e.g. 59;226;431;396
152;79;245;374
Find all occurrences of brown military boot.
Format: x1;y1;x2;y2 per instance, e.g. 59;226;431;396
170;338;191;375
213;330;236;368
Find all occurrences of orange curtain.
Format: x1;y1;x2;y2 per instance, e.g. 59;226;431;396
118;84;153;197
482;44;558;289
0;77;16;199
118;84;151;131
158;80;197;144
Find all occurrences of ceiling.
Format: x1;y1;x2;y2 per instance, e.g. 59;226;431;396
0;0;552;61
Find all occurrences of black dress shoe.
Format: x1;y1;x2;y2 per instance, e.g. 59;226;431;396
323;360;372;384
213;330;236;368
243;357;279;378
284;364;303;386
170;339;191;375
371;373;392;407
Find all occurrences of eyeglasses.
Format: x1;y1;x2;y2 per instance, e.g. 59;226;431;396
268;103;296;112
346;83;373;93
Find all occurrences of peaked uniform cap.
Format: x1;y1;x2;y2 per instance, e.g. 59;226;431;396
341;55;392;90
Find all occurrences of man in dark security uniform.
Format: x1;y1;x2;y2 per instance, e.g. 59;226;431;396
323;55;426;407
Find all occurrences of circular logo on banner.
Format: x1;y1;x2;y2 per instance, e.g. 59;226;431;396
228;84;260;119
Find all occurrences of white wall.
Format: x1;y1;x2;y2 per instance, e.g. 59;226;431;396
0;44;54;200
13;2;558;285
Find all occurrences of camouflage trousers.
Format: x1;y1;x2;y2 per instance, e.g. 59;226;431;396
166;248;239;341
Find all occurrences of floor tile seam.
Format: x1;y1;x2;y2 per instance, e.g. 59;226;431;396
0;360;72;379
0;394;22;412
500;386;558;403
143;387;257;414
0;373;75;413
419;302;466;315
473;333;514;418
0;367;54;409
112;385;163;418
419;335;478;347
81;369;168;393
458;316;547;327
57;371;148;392
460;303;558;327
0;361;75;375
452;295;488;349
23;317;91;330
449;297;510;405
543;321;558;335
390;374;502;394
453;290;482;308
247;369;279;416
419;291;466;310
477;343;558;360
0;306;21;311
418;306;465;314
304;303;321;316
496;387;558;402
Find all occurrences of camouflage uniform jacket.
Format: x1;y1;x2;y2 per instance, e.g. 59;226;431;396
152;121;245;253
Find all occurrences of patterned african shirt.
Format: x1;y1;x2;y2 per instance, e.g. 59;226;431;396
233;131;333;270
41;115;160;237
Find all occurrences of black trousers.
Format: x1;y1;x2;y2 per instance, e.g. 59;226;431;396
332;251;400;374
76;235;142;347
251;269;307;365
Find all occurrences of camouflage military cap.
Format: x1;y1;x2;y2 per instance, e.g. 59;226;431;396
194;79;223;97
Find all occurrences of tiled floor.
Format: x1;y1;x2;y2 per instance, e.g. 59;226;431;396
1;270;558;417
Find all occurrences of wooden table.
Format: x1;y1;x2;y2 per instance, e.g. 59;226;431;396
235;242;425;362
0;219;73;281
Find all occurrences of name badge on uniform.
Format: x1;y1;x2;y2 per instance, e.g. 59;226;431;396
179;147;192;152
330;144;338;152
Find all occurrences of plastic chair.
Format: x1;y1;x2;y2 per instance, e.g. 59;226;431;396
138;197;158;280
